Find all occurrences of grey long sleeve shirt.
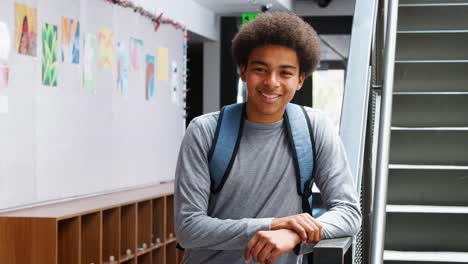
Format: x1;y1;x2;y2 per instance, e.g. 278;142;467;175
174;108;361;263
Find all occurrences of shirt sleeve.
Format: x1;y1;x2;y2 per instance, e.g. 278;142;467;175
295;112;362;255
174;118;272;251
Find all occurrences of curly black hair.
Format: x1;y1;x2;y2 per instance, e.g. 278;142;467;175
232;12;320;77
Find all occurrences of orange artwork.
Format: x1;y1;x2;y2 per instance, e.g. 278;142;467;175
98;28;114;69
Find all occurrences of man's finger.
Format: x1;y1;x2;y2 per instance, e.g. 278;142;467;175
257;243;275;264
244;234;260;261
267;249;281;264
296;217;317;243
251;238;268;262
289;220;307;242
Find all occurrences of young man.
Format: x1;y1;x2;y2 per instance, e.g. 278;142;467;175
175;12;361;264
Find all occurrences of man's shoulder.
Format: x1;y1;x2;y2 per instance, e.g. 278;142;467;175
188;111;220;131
302;106;330;126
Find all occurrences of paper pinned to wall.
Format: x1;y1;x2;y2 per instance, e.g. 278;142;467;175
61;17;80;64
145;54;155;100
0;96;8;114
98;28;114;69
83;33;97;90
15;3;37;56
42;23;58;87
117;42;129;96
129;37;143;71
171;60;178;105
157;47;169;81
0;22;11;61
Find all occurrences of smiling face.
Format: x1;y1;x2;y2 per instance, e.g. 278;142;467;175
240;45;305;123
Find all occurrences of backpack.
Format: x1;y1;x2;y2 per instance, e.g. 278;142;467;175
208;102;324;217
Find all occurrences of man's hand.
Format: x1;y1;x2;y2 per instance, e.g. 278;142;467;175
244;229;301;264
270;213;323;243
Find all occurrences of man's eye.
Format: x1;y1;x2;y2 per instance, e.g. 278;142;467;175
282;71;293;76
254;68;266;72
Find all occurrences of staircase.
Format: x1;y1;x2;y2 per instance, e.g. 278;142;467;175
383;1;468;263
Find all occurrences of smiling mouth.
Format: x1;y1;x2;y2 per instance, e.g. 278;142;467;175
260;91;281;103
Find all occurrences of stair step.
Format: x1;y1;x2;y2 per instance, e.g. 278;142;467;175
390;130;468;166
394;62;468;93
384;250;468;263
387;205;468;214
385;212;468;251
398;3;468;31
395;60;468;63
392;127;468;131
394;92;468;95
388;167;468;206
400;3;468;7
396;33;468;61
398;30;468;33
389;164;468;170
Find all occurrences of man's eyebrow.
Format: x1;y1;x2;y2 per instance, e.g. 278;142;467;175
249;60;297;70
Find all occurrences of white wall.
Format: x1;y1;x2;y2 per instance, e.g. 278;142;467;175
294;0;355;16
132;0;220;41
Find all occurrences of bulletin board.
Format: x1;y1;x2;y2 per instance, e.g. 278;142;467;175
0;0;187;209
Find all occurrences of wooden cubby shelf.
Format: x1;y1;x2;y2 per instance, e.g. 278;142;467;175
0;183;181;264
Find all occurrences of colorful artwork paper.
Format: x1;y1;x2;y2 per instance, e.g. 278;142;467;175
145;54;155;100
129;37;143;71
0;22;11;61
98;28;114;69
42;23;58;87
117;42;129;96
157;47;169;80
83;33;97;90
15;3;37;56
61;17;80;64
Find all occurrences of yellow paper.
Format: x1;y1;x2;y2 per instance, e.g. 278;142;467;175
157;48;169;81
98;28;114;69
15;3;37;56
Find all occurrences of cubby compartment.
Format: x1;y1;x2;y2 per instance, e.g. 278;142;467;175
152;197;165;247
81;211;101;264
0;183;176;264
137;251;152;264
120;259;135;264
165;241;177;264
103;207;120;264
152;247;164;264
137;200;152;254
165;195;175;242
58;217;80;264
120;204;136;262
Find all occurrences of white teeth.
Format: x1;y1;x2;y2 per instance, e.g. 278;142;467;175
261;92;279;99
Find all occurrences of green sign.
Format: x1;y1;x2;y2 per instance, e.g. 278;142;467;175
242;12;259;24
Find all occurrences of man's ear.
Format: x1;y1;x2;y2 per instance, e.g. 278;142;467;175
297;72;306;91
239;65;247;82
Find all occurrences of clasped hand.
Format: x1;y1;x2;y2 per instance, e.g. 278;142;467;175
244;213;323;264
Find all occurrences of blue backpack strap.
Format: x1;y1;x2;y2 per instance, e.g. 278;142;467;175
208;103;246;193
284;103;316;214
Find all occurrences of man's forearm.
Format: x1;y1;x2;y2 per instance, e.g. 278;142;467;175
176;212;272;250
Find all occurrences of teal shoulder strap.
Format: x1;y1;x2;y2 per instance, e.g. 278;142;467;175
208;103;245;193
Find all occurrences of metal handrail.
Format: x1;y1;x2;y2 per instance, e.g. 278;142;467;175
369;1;399;263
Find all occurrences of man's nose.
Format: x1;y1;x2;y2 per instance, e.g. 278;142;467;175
263;73;280;88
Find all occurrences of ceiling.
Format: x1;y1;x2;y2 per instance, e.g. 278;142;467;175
193;0;292;15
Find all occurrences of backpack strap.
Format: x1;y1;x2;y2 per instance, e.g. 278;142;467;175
284;104;316;214
208;103;246;193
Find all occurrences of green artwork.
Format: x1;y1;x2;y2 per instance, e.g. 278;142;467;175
42;23;57;86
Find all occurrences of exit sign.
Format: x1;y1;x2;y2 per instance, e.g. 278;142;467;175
242;13;259;24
